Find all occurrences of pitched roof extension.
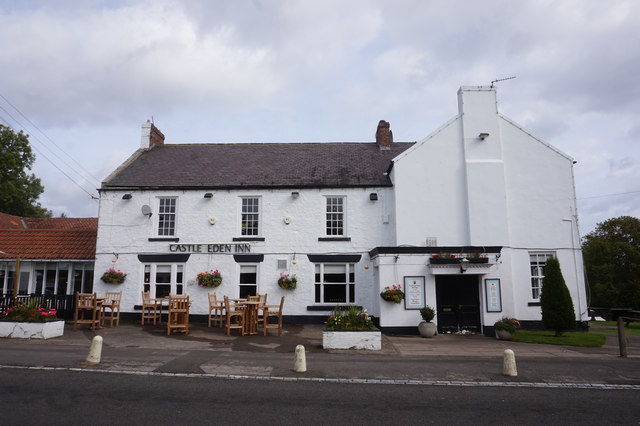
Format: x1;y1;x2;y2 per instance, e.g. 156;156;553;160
102;142;415;190
0;212;98;231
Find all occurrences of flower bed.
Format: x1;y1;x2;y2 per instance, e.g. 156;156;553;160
0;320;64;339
322;306;381;350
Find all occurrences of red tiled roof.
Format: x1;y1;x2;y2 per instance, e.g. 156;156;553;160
0;212;98;231
0;229;96;260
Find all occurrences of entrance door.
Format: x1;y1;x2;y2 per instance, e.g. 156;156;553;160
435;275;481;333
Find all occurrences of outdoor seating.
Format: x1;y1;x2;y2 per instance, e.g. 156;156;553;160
101;291;122;327
208;292;225;328
167;294;190;336
141;291;163;325
224;296;246;336
73;292;100;331
262;296;285;336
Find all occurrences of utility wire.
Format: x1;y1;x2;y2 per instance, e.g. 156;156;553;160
578;190;640;200
0;104;97;200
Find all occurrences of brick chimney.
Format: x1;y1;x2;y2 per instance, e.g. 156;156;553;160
376;120;392;150
141;120;165;149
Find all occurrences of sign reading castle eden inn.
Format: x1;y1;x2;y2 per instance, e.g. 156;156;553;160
169;243;251;253
93;85;588;335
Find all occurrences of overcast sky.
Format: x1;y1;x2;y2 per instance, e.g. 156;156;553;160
1;0;638;236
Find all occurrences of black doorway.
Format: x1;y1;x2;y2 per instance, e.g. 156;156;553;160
435;275;481;333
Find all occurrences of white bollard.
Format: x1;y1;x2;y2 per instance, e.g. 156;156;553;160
293;344;307;372
503;349;517;376
86;335;103;365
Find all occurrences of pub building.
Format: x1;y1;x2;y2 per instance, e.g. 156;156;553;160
94;86;588;334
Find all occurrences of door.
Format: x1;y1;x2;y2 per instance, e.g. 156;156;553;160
435;275;481;333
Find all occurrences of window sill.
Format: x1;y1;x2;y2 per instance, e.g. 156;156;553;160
318;237;351;242
148;237;179;242
307;305;360;311
233;237;265;242
527;301;541;307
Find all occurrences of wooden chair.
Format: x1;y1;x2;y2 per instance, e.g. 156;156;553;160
208;292;225;328
263;296;285;336
74;292;100;331
167;294;190;336
141;291;163;325
224;296;246;336
101;291;122;327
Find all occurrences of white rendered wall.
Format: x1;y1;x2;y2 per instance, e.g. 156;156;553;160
95;186;395;317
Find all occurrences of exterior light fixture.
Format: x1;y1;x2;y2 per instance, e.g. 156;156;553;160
460;257;470;273
369;193;378;201
291;191;300;199
204;192;213;199
478;133;489;140
122;193;132;200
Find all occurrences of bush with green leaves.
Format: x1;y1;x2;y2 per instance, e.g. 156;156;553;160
540;256;576;336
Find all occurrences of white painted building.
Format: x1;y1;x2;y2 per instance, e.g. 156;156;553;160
94;86;587;334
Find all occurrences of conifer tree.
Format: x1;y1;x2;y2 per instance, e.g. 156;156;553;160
540;257;576;336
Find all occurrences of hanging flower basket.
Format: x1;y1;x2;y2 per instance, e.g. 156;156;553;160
101;268;126;284
278;273;297;290
380;284;404;303
197;269;223;287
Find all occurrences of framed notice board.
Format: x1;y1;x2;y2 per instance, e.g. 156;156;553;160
404;276;425;310
484;279;502;312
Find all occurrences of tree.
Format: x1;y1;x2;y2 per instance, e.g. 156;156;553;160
0;124;51;217
582;216;640;310
540;257;576;336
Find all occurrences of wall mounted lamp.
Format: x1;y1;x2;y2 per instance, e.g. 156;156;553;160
369;193;378;201
122;193;132;200
291;191;300;199
204;192;213;199
460;257;470;273
478;133;490;140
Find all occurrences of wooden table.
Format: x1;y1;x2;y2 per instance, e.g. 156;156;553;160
241;301;261;335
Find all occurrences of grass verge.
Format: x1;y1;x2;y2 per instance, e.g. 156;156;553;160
513;330;606;347
589;321;640;335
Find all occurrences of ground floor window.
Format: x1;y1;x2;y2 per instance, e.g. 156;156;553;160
530;252;555;299
143;263;184;298
239;264;258;298
0;261;93;295
314;263;355;303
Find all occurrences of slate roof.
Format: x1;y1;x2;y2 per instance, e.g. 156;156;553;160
102;142;415;190
0;213;97;260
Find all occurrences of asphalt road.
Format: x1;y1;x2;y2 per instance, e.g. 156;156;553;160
2;368;638;425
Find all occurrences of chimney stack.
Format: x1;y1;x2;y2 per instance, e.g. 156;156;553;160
141;120;165;149
376;120;392;150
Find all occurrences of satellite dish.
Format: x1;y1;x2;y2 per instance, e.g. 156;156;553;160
141;205;152;218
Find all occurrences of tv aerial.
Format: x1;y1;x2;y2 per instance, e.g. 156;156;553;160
490;76;516;87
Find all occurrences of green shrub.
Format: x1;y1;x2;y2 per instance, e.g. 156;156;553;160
540;257;576;336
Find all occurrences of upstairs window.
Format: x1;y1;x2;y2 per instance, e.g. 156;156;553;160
157;198;177;236
241;197;260;236
530;252;554;299
325;197;345;236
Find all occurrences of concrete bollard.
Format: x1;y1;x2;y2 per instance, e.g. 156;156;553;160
503;349;517;376
86;335;103;365
293;344;307;372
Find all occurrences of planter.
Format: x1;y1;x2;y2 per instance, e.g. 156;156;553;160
495;329;514;340
0;320;65;339
429;257;489;264
418;321;437;338
322;329;381;350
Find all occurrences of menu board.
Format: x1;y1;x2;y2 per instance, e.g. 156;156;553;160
484;279;502;312
404;276;425;310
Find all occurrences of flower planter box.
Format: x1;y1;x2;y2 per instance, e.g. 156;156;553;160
429;257;489;264
0;320;65;339
322;329;381;350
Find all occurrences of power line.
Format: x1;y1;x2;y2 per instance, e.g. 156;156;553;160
0;93;102;187
0;104;98;200
578;190;640;200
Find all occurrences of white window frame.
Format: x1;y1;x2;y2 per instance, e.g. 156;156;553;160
325;196;346;236
240;196;261;236
239;264;259;298
143;263;185;299
530;252;555;300
157;197;178;237
314;263;355;304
